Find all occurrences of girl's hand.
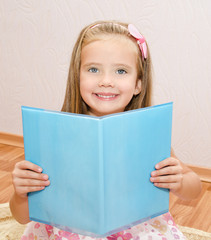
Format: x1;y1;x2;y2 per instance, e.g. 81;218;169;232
150;157;183;193
12;160;50;198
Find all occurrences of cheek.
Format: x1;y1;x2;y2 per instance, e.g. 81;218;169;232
119;81;137;96
80;74;91;93
80;82;88;99
80;72;96;88
79;77;87;99
79;78;97;105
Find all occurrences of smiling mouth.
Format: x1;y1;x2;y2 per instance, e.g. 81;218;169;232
94;93;119;100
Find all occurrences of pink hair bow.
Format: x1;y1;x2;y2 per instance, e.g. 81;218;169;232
128;24;147;59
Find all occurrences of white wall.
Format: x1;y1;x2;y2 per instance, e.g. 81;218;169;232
0;0;211;167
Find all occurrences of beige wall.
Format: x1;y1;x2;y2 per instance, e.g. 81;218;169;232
0;1;211;167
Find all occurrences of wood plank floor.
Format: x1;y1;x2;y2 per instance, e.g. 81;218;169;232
0;143;211;232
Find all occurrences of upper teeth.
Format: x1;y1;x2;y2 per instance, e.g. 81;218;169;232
97;94;116;98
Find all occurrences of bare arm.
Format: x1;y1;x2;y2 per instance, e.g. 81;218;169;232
10;192;30;224
9;160;50;224
150;149;202;200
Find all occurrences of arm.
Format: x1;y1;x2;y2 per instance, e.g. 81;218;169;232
9;160;50;224
150;149;202;200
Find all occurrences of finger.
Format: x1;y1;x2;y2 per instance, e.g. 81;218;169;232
153;182;180;190
16;186;46;196
14;178;50;187
155;157;179;170
14;168;49;181
150;174;183;184
16;160;43;173
151;166;182;177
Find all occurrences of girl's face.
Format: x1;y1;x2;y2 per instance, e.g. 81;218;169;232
80;36;141;116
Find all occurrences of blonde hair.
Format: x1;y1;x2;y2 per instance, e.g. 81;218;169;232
61;20;152;114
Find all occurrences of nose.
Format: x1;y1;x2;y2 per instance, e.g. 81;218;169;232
98;73;114;87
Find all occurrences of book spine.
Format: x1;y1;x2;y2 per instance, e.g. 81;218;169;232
98;120;105;234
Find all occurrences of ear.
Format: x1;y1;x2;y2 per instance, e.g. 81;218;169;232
134;79;142;95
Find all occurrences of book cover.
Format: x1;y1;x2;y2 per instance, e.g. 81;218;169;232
22;102;173;237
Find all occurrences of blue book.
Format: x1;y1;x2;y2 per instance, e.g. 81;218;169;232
22;102;173;237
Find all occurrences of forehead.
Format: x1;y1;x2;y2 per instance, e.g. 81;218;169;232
83;34;138;52
81;35;139;64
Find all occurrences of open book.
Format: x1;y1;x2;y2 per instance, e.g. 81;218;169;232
22;102;173;237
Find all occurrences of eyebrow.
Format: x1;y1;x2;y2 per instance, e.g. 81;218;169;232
81;62;132;70
113;64;132;70
81;62;102;68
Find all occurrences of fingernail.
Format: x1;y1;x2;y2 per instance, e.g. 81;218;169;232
155;164;159;169
45;180;50;185
38;168;42;172
42;174;48;180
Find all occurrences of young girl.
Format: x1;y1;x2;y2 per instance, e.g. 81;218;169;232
10;20;201;240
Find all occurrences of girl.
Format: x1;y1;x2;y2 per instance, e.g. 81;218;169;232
10;21;201;240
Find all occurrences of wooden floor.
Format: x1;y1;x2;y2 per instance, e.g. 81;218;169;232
0;143;211;233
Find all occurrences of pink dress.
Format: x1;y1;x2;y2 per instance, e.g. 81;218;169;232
21;212;185;240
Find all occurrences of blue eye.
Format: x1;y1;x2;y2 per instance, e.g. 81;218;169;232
116;69;127;74
88;67;98;73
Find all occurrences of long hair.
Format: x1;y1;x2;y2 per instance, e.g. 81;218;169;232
61;20;152;113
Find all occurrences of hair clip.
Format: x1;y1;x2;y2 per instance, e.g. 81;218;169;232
128;24;147;59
